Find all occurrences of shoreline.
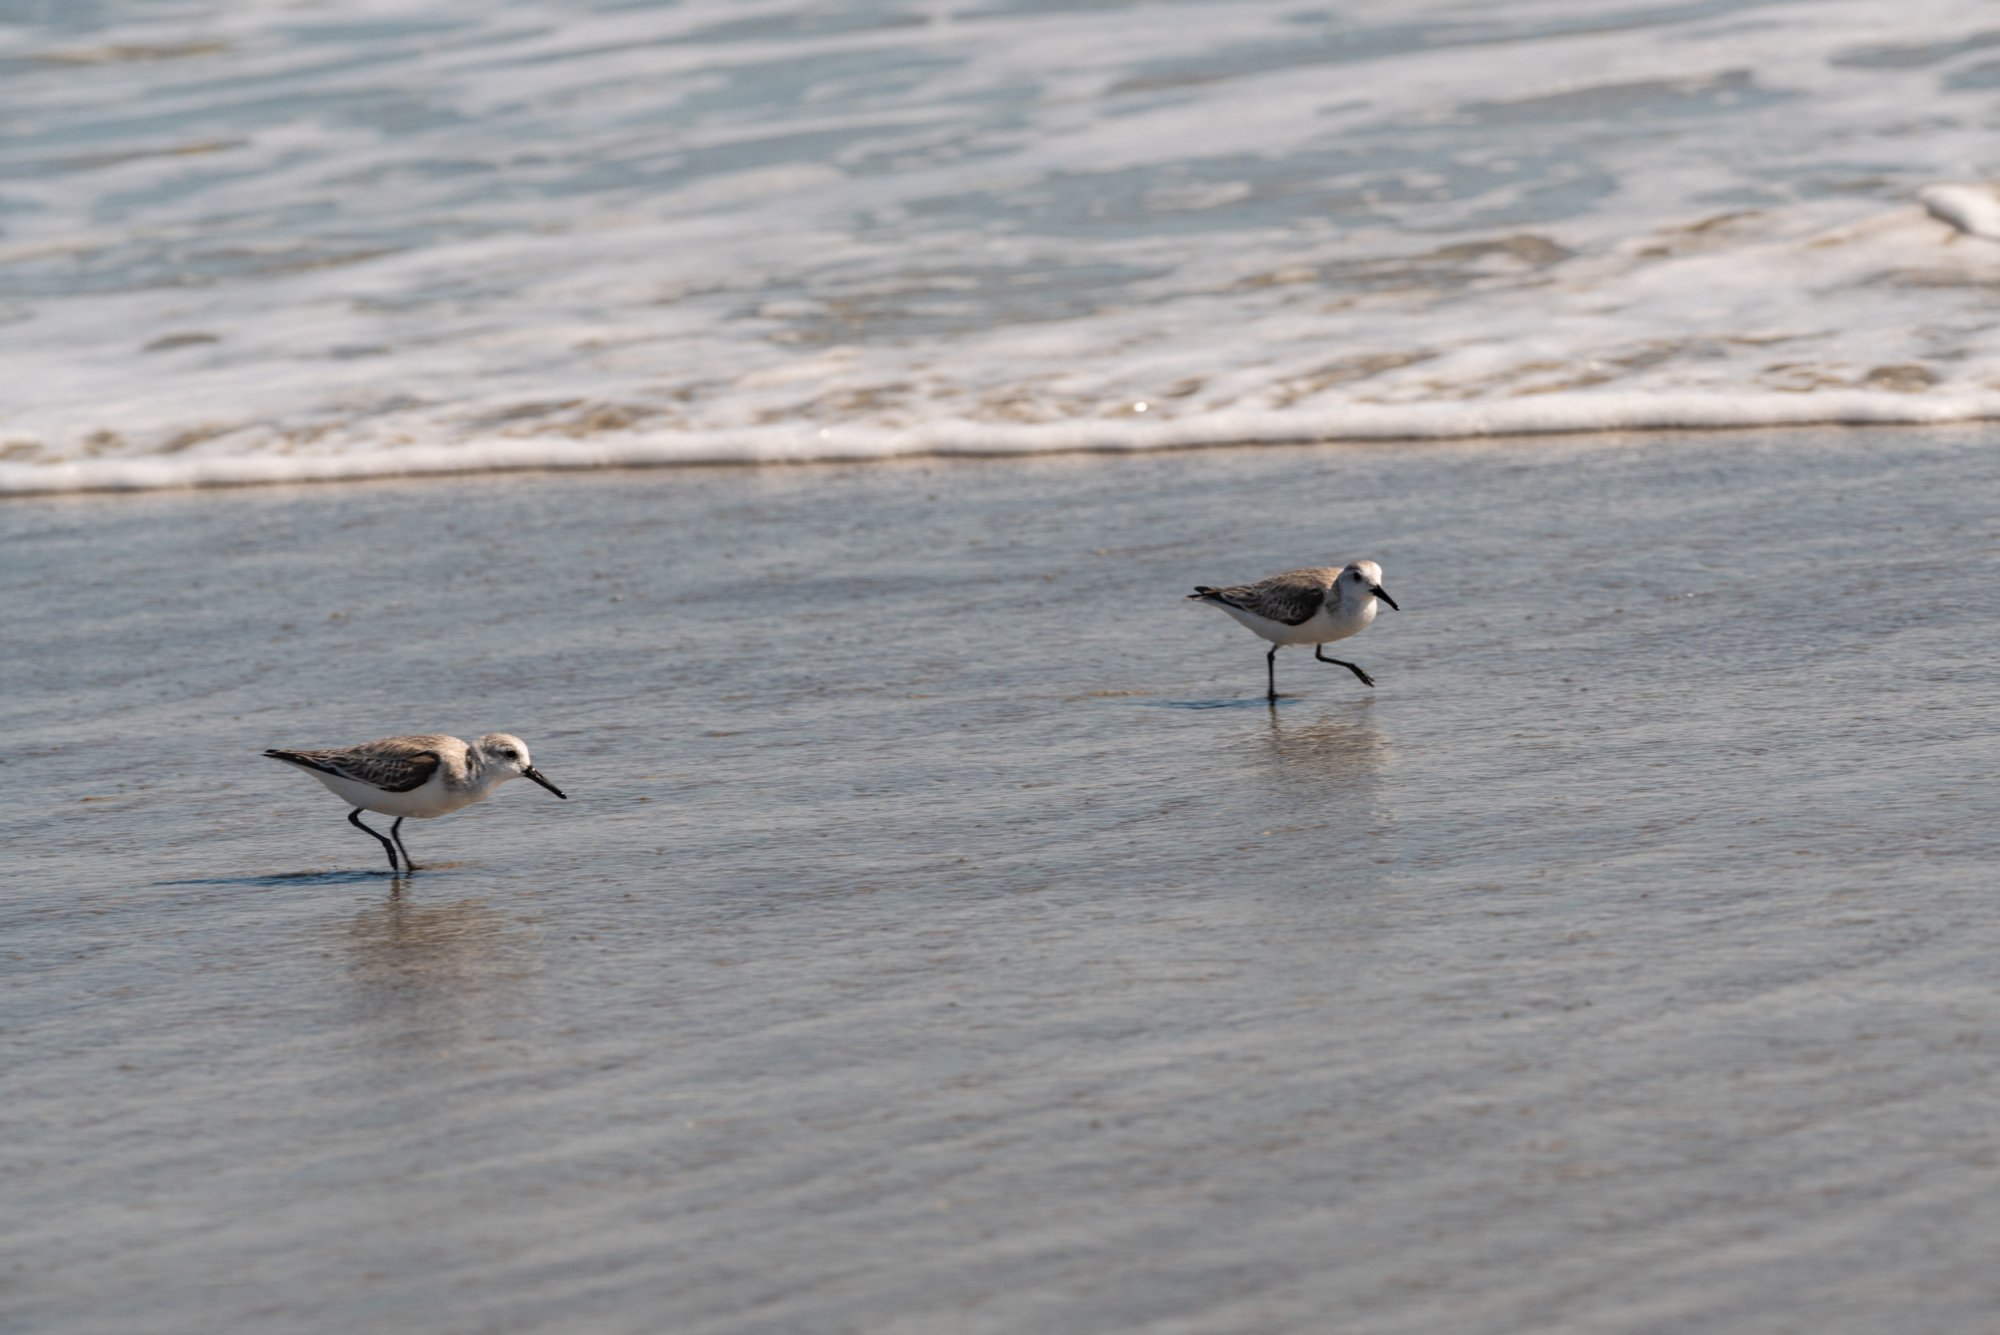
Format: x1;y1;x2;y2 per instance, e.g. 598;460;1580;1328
9;390;2000;499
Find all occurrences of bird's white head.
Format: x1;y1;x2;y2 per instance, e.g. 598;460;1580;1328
473;733;568;799
1340;560;1399;611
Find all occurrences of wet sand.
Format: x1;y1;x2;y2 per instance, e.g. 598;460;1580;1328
5;427;2000;1333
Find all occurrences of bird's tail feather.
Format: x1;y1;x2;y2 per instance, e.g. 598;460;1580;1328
264;748;340;777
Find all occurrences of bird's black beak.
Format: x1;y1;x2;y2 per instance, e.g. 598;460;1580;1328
524;766;568;799
1371;584;1399;611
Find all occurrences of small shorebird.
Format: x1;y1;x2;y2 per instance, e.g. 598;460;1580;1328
264;732;567;872
1188;560;1399;703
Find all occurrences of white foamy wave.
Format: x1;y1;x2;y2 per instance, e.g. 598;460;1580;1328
6;0;2000;494
1921;185;2000;241
11;390;2000;495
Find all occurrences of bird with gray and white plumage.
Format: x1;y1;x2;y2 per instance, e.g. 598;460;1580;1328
264;732;567;873
1187;559;1399;703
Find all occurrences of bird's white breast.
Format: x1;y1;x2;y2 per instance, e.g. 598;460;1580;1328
313;769;482;819
1219;594;1375;646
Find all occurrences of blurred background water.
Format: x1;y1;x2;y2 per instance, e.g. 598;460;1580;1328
5;0;2000;488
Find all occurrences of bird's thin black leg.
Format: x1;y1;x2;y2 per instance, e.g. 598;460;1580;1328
389;817;419;872
349;808;399;872
1314;646;1376;688
1266;645;1280;703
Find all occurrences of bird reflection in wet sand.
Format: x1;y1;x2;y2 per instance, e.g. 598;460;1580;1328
1259;706;1390;799
1234;711;1396;905
344;895;538;1040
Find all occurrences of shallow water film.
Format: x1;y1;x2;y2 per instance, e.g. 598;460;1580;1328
6;427;2000;1332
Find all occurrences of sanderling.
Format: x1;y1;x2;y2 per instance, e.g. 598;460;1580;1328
264;732;567;872
1188;560;1399;702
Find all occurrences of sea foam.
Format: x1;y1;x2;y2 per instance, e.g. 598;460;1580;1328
5;0;2000;494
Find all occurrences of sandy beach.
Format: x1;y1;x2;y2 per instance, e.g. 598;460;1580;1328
6;425;2000;1332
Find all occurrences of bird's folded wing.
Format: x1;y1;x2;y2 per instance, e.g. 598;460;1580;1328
271;744;442;792
1213;568;1333;625
339;745;442;792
